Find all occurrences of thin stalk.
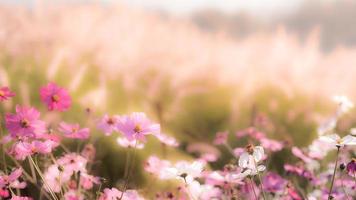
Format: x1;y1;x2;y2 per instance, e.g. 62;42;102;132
28;157;37;183
29;156;58;200
327;147;340;199
249;178;258;200
257;172;267;200
120;141;138;200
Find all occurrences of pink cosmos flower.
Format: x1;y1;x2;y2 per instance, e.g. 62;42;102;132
152;133;179;147
260;138;284;152
0;168;26;189
44;164;72;193
63;190;84;200
213;131;228;145
10;196;33;200
144;156;171;176
98;188;144;200
235;127;266;140
291;147;314;163
9;140;57;160
116;112;160;142
0;187;9;198
5;105;46;139
80;173;100;190
57;153;88;173
0;86;15;101
97;115;119;136
58;122;89;139
40;82;71;111
262;172;286;193
81;144;96;162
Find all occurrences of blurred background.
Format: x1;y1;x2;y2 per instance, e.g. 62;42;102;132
0;0;356;198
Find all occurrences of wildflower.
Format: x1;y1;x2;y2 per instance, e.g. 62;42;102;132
213;131;228;145
0;168;26;190
81;144;96;162
58;122;89;139
117;137;144;149
98;188;144;200
5;105;46;139
40;82;71;111
205;171;245;187
0;188;9;198
57;153;88;173
97;115;119;136
144;156;171;177
187;181;221;200
333;95;354;115
0;86;15;101
161;161;204;184
351;128;356;136
80;174;100;190
116;112;160;142
9;140;57;160
260;138;284;152
346;158;355;175
10;196;33;200
43;164;72;193
63;190;84;200
262;172;286;193
238;145;266;175
320;134;356;147
153;133;179;147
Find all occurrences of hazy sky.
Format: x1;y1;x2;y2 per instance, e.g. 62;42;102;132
120;0;304;16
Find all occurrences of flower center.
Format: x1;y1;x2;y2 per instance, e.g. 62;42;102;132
20;119;30;128
245;144;254;154
107;118;115;125
51;94;60;102
72;127;78;133
0;90;4;97
134;125;142;133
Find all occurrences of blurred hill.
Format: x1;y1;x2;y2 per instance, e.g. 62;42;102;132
192;0;356;51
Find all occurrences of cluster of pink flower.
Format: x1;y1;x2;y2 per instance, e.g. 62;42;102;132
0;84;355;200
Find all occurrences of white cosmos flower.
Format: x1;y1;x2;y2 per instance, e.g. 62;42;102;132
333;95;354;115
320;134;356;147
188;180;221;200
161;161;204;184
238;146;266;176
117;137;144;149
350;128;356;136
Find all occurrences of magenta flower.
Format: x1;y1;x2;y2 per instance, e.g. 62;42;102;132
346;158;355;175
0;86;15;101
59;122;90;139
5;105;46;139
40;82;71;111
262;172;286;193
116;112;160;142
97;115;119;136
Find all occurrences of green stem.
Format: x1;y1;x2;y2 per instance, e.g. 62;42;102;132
29;156;59;200
327;147;340;199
